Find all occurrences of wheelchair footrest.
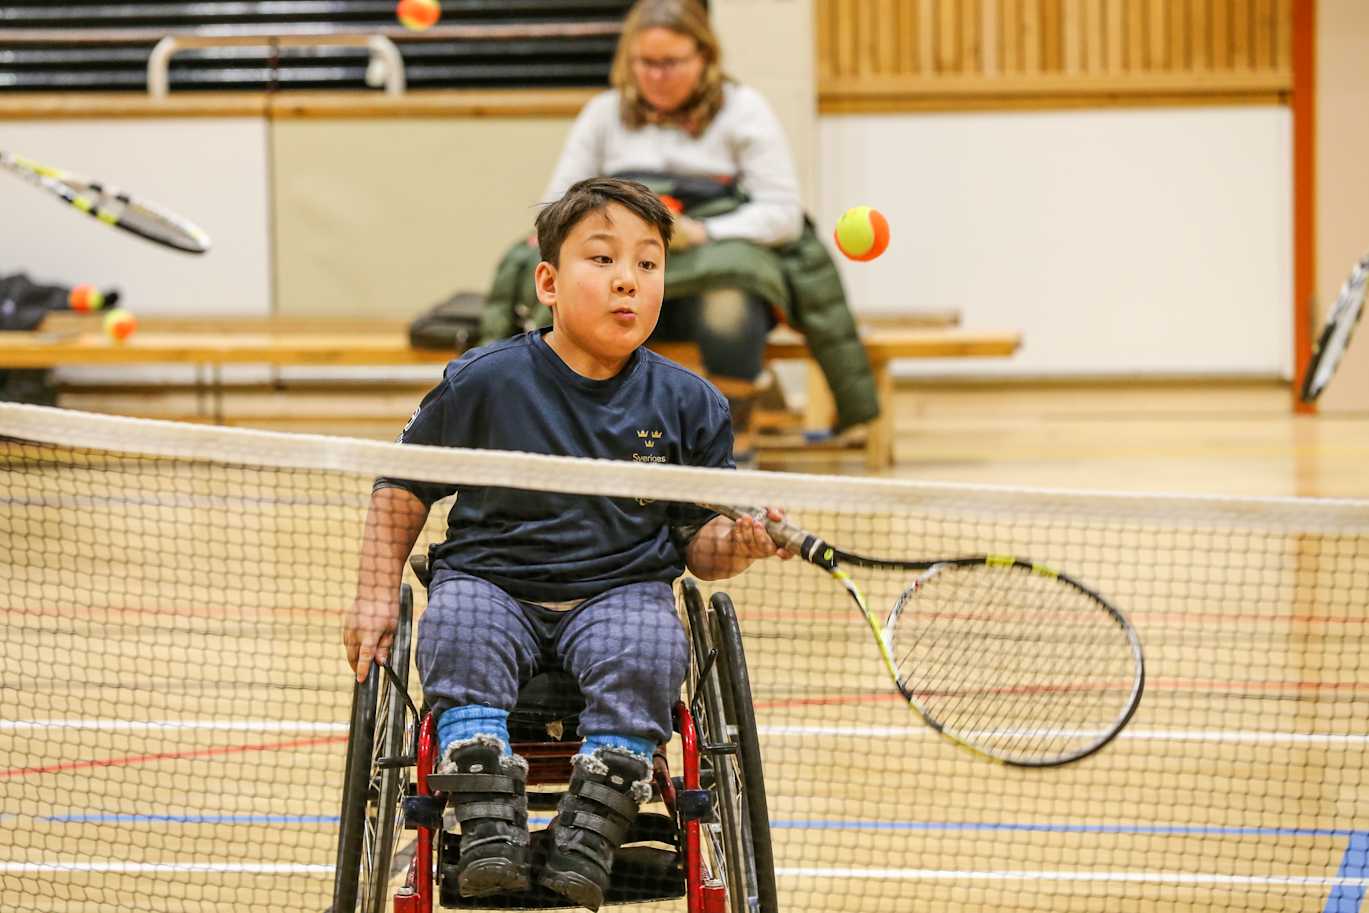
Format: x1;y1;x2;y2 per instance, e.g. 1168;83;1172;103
438;822;685;908
424;774;462;794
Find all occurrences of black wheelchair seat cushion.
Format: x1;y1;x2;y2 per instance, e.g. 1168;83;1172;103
508;670;587;741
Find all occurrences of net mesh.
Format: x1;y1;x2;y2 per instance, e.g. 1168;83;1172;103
2;402;1368;913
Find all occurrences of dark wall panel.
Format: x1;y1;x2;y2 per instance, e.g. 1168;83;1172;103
0;1;631;92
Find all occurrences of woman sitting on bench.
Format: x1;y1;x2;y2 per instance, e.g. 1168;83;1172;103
482;0;878;467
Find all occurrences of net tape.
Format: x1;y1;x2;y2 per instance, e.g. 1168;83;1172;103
3;402;1367;535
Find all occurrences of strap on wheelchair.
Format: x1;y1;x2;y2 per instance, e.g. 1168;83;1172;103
575;780;639;818
454;802;518;824
448;772;520;795
562;809;632;847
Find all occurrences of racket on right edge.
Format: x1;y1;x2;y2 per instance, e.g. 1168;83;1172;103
1301;252;1368;403
709;505;1145;767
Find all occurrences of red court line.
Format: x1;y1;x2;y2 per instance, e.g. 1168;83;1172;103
1150;677;1369;694
734;608;1368;627
754;692;901;710
0;734;347;780
3;603;1365;628
0;604;337;620
754;676;1369;710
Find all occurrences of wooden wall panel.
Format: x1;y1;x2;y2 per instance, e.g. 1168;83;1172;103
819;0;1292;111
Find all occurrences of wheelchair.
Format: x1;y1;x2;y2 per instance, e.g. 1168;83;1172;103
332;558;777;913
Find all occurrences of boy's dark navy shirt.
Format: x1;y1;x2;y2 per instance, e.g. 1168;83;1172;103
375;329;733;603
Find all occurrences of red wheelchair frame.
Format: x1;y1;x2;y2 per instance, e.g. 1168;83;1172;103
333;575;776;913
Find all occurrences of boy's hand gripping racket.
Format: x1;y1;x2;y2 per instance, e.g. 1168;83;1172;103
708;505;1145;767
0;149;211;255
1301;252;1368;403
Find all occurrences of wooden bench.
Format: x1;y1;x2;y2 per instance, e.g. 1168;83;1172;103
0;317;1020;469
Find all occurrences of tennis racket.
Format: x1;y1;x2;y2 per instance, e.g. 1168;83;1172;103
1301;252;1368;403
0;150;211;255
708;505;1145;767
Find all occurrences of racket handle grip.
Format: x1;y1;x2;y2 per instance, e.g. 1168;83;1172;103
703;503;824;559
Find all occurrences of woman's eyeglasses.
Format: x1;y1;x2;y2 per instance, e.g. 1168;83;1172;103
630;53;700;76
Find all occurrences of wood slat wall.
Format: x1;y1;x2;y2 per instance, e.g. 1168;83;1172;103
819;0;1292;111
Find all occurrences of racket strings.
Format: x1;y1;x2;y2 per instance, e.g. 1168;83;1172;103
890;563;1139;764
941;572;1074;747
914;566;1022;726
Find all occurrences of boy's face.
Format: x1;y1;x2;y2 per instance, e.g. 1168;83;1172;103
535;203;666;375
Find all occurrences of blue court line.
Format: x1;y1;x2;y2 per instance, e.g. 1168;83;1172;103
770;820;1365;840
22;813;1365;842
1324;833;1369;913
27;813;559;827
36;814;338;824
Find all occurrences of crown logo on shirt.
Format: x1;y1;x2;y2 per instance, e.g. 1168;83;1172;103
632;430;667;470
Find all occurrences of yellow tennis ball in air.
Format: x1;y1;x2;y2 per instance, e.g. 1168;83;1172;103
396;0;441;30
834;206;891;262
103;308;137;342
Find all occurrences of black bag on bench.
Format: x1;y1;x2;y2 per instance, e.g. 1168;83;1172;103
0;273;68;406
409;290;484;353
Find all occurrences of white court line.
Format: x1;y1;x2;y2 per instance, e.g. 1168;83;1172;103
4;720;1366;745
775;868;1369;887
757;725;1369;744
0;862;332;874
0;720;347;732
2;861;1363;888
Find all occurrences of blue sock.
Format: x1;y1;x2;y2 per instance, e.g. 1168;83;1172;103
578;733;655;759
437;705;511;758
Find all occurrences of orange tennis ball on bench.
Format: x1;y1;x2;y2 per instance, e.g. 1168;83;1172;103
68;284;106;312
834;206;890;261
396;0;441;30
103;307;137;342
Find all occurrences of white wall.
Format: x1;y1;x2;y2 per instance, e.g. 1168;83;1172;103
271;118;571;319
819;107;1293;378
1;104;1294;383
0;120;272;316
713;0;817;211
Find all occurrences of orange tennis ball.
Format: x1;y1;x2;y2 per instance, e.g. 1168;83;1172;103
834;206;890;261
103;308;137;342
396;0;440;30
68;284;106;312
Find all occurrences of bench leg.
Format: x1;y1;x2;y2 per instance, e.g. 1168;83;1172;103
866;361;894;471
802;363;837;431
805;360;895;470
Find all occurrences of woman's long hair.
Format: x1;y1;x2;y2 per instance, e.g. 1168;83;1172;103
610;0;728;137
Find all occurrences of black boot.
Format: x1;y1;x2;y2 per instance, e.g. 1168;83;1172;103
438;737;531;897
537;746;652;911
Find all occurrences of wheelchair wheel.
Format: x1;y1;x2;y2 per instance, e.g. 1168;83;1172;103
683;580;779;913
333;583;415;913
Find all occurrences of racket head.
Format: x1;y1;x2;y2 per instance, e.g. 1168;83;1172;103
1;151;211;255
884;557;1144;767
1301;253;1368;403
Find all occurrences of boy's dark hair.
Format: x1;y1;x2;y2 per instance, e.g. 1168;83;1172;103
536;177;675;266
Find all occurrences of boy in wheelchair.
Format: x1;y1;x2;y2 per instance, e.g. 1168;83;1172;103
344;178;790;911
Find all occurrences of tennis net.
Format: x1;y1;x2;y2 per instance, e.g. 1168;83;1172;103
2;402;1367;913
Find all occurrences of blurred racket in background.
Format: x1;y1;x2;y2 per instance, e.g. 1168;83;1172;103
0;149;211;255
1301;251;1368;403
